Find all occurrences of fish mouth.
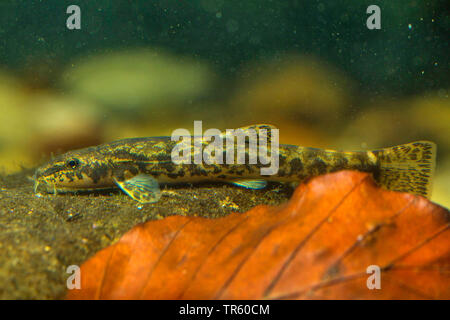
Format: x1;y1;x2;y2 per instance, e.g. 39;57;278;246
33;177;116;194
35;183;114;194
33;178;70;194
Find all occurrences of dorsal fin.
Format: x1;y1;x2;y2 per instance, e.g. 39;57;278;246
220;124;277;144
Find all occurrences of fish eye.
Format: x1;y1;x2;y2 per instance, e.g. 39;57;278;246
66;158;80;169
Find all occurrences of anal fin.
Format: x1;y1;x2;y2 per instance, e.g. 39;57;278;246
230;179;267;190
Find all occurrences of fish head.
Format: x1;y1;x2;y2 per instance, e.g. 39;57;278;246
33;146;111;193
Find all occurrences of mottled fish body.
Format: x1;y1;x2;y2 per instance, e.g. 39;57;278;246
34;124;436;203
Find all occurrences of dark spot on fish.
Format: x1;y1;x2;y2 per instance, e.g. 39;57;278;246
167;170;185;179
43;164;65;177
111;148;133;159
242;164;254;174
156;152;171;162
352;152;372;171
128;166;139;175
115;163;139;178
333;157;349;171
163;162;176;172
202;164;221;174
189;165;208;177
289;158;303;174
136;162;147;172
312;158;327;175
401;146;411;153
85;162;109;184
226;168;236;175
278;155;286;167
65;172;75;182
372;166;381;183
149;169;162;177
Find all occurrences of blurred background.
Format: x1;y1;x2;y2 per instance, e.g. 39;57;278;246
0;0;448;206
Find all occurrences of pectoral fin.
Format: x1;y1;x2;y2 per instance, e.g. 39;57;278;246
114;174;161;203
230;179;267;189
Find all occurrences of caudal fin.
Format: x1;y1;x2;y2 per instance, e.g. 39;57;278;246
374;141;436;199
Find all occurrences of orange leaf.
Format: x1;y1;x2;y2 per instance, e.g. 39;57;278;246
67;171;450;300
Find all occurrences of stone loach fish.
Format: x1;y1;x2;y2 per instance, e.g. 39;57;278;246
33;124;436;203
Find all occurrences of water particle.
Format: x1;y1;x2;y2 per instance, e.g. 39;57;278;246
226;19;239;33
